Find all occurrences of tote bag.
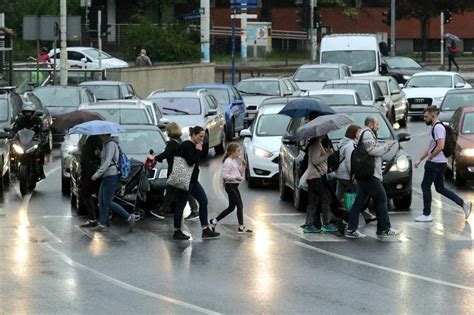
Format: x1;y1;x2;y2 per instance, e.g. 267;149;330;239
166;156;194;191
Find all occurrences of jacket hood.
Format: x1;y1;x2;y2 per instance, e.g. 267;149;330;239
338;136;355;149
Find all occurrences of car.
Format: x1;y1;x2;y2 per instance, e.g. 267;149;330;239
381;56;430;84
183;84;247;140
438;89;474;123
402;71;472;118
240;98;291;187
79;81;138;100
78;103;154;125
279;105;412;211
359;76;408;127
293;64;352;92
87;100;163;126
25;92;54;153
305;89;363;105
49;47;129;69
59;133;81;195
236;77;300;120
447;106;474;186
323;79;388;115
69;125;169;211
32;86;96;142
146;90;226;158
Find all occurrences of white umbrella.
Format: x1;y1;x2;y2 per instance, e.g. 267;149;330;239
445;33;461;42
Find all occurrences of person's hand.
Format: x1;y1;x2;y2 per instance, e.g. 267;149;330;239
236;176;243;181
326;148;334;155
91;175;98;181
414;160;422;168
240;157;247;165
195;142;203;151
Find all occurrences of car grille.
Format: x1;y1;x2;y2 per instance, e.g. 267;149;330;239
272;156;280;164
407;98;432;111
247;105;257;111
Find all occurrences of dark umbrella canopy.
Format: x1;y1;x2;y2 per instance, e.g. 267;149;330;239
278;98;335;118
51;110;104;133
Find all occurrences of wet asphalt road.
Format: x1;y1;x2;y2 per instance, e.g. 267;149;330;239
0;120;473;314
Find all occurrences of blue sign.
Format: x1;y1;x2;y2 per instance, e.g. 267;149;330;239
181;8;204;22
230;0;257;9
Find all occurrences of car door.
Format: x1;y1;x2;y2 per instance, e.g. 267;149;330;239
372;83;387;115
203;95;221;146
230;87;246;131
281;117;304;188
454;74;471;89
448;108;462;166
67;51;86;69
388;77;405;118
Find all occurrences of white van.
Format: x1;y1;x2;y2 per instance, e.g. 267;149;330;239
320;34;382;76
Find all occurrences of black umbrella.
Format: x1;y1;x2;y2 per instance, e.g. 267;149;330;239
51;110;104;133
278;98;335;118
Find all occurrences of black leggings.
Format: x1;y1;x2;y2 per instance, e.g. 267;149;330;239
448;54;459;71
216;183;243;225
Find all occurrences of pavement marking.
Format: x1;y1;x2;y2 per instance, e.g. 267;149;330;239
42;215;73;219
404;222;472;241
273;223;346;242
13;166;62;200
412;187;465;216
361;225;411;242
292;240;474;292
75;225;126;243
43;243;221;315
259;213;305;217
41;225;63;243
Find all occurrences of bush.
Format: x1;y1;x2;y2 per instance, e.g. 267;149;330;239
126;16;200;63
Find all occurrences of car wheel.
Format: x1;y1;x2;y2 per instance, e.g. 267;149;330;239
453;159;466;186
215;131;226;155
200;133;210;159
393;193;412;210
226;119;235;141
70;179;77;209
388;108;396;125
43;130;53;154
62;175;70;195
279;165;290;201
398;108;408;128
3;166;10;187
293;168;306;211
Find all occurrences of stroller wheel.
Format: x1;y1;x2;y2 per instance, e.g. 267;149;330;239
133;208;145;222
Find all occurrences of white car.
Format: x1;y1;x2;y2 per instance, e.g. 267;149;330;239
240;98;291;187
293;64;352;92
403;71;472;117
88;100;164;126
49;47;129;69
305;89;362;105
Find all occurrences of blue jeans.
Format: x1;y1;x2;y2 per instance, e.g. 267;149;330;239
348;177;391;232
421;161;464;215
98;175;131;225
174;181;209;229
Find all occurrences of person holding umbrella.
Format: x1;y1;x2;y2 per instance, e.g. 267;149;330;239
447;38;460;72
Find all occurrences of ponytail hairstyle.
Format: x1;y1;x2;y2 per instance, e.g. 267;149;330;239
189;125;204;136
222;142;240;162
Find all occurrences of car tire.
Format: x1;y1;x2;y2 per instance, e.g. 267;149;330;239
70;180;77;209
215;131;226;155
398;108;408;128
62;175;70;195
393;193;412;210
3;166;10;187
201;133;210;159
453;159;466;186
388;108;396;125
43;130;53;154
279;166;290;201
226;119;235;141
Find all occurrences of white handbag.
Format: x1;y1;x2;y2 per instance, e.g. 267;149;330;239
166;156;194;191
298;169;309;191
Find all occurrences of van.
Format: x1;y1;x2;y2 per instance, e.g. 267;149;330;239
320;34;382;76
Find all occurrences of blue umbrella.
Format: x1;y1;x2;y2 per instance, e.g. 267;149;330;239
278;98;335;118
68;120;125;136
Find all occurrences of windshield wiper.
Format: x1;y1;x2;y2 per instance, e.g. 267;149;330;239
162;107;190;115
239;90;275;96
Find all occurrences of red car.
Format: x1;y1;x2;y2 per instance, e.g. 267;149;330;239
448;106;474;186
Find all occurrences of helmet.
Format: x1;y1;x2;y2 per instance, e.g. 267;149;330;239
22;102;36;113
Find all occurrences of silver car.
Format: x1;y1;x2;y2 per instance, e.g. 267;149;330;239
293;63;352;92
146;90;226;158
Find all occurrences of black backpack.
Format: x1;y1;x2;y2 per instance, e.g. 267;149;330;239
327;149;343;173
431;122;455;158
351;130;375;180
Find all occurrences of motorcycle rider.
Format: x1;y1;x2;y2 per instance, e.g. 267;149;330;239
11;103;46;180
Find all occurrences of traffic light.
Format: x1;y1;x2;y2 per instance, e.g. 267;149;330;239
444;10;453;24
296;0;310;29
382;9;391;26
313;7;321;29
101;24;112;37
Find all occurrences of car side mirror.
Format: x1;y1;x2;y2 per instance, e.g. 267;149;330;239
283;90;293;96
455;83;465;88
399;83;404;89
380;63;388;75
124;94;134;99
158;118;170;130
0;131;10;139
240;128;252;138
206;109;217;117
397;132;411;142
232;100;244;107
376;96;385;102
391;90;401;95
81;58;88;63
282;135;297;145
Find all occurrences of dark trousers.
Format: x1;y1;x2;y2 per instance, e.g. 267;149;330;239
448;54;459;71
98;175;130;225
216;183;244;225
80;174;100;221
421;161;464;215
174;181;209;229
160;186;198;213
305;178;331;229
348;177;391;232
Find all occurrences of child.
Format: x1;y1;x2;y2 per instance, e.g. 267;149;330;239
210;143;253;234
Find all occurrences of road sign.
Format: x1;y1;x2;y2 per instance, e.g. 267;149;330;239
23;15;81;41
182;8;205;22
230;0;257;9
231;14;258;19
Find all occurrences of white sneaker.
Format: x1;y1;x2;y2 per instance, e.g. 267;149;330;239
377;228;400;237
414;214;433;222
345;229;367;239
463;201;472;220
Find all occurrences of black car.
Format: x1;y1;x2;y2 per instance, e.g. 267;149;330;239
69;124;169;212
32;86;96;142
382;56;431;84
79;81;138;101
279;105;412;211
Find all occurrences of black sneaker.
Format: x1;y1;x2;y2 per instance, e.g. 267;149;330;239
173;230;191;240
80;220;98;228
149;209;165;220
202;227;220;239
184;212;199;221
238;226;253;234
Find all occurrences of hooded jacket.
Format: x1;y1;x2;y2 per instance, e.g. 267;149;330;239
360;127;390;181
335;136;357;181
93;138;120;178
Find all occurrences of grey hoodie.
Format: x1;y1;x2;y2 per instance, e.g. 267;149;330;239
360;127;390;181
335;137;357;181
93;138;120;178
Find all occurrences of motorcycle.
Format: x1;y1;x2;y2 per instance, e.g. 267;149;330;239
9;128;43;195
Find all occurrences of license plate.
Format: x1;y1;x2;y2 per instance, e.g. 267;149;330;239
411;104;427;109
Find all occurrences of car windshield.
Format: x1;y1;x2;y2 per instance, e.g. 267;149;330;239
375;81;389;95
85;108;151;124
84;48;112;60
0;99;8;121
310;94;357;105
117;130;166;155
150;97;201;115
386;57;421;69
462;112;474;134
33;88;81;107
406;75;452;88
256;114;291;137
206;89;230;105
440;93;474;111
84;85;119;100
324;83;373;101
321;51;376;74
237;81;280;96
293;68;339;82
28;94;45;110
328;112;392;140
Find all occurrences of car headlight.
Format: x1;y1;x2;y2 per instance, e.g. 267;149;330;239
65;144;78;154
181;127;191;140
402;75;411;80
434;96;444;102
254;147;273;158
13;144;24;154
26;144;39;154
159;169;168;178
390;154;410;172
460;149;474;157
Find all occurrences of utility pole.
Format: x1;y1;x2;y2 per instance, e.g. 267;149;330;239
390;0;396;55
200;0;210;63
440;11;444;67
98;9;102;70
60;0;68;86
309;0;317;63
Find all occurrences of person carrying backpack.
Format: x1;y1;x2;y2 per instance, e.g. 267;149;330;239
345;116;399;239
414;106;472;222
91;134;136;232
